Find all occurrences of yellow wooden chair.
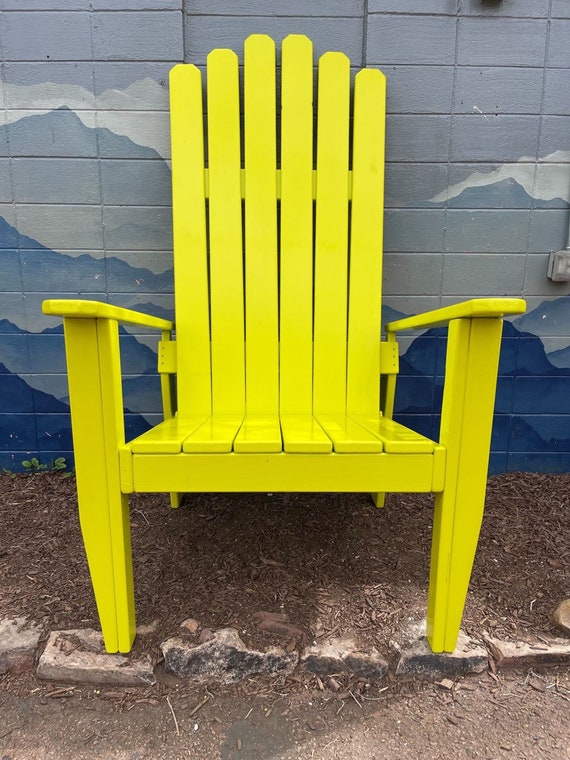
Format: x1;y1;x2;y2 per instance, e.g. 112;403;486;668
43;35;525;655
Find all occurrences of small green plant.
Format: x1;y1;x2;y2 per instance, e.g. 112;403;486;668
21;457;47;473
19;456;74;477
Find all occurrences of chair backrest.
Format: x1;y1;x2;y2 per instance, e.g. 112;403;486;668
169;34;386;420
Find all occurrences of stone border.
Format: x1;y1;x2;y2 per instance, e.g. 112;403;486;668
2;615;570;687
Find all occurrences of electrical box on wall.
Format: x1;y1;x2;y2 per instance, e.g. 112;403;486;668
547;251;570;282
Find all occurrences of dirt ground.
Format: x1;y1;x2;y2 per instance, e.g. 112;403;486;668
1;471;569;758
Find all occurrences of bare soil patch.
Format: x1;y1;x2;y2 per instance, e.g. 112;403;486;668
1;471;569;758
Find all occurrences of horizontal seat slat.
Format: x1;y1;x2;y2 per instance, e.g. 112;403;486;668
234;416;282;453
129;416;207;453
352;414;435;453
315;414;383;453
182;416;243;453
280;415;332;453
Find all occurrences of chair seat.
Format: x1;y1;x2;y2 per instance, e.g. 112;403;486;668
128;414;435;455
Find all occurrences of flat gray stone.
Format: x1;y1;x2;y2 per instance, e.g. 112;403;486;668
552;599;570;636
486;636;570;669
161;628;298;684
0;617;43;675
301;637;388;681
36;629;155;686
391;619;487;680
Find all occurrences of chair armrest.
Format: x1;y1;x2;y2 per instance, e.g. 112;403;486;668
42;299;173;331
385;298;526;333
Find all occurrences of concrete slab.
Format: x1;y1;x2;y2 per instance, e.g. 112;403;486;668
162;627;298;684
301;637;388;681
0;616;43;675
36;629;156;686
486;635;570;669
391;619;488;680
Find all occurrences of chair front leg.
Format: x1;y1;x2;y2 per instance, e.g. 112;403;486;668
64;317;136;653
427;317;503;653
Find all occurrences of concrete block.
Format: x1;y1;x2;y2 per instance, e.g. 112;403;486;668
94;63;171;110
385;66;454;115
528;209;569;254
0;617;43;675
454;67;543;115
185;16;363;65
548;20;570;67
20;250;106;294
93;0;181;8
442;254;526;295
97;111;170;159
4;62;95;110
92;11;183;61
383;253;443;295
445;163;535;209
392;620;488;680
370;0;457;13
367;15;456;65
7;109;98;159
28;335;66;373
458;0;549;16
162;628;298;683
451;115;540;162
509;415;570;452
101;159;171;206
457;18;547;66
301;637;388;681
0;335;29;377
0;160;12;203
0;126;8;158
37;629;156;685
0;11;92;61
385;163;449;208
2;0;89;7
12;158;101;204
544;70;570;116
514;377;570;413
486;636;570;668
552;0;570;17
103;206;173;250
16;204;104;251
445;210;530;253
384;209;446;252
0;251;21;293
386;115;451;162
187;0;364;15
539;118;570;158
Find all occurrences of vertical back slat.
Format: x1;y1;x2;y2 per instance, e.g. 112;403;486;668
244;35;279;415
279;34;314;415
207;49;245;416
347;69;386;415
313;52;351;415
169;64;211;418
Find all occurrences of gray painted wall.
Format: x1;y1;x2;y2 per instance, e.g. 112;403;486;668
0;1;569;472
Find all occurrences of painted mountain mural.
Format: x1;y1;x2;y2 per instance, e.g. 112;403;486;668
1;106;569;473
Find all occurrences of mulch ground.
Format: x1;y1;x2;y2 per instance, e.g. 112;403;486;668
1;470;568;675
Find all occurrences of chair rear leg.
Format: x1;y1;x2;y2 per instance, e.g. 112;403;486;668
64;317;136;653
427;317;503;653
370;492;386;508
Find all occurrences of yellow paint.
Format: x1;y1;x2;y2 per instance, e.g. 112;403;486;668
43;35;527;655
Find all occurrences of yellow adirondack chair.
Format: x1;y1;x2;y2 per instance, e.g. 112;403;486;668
43;35;525;656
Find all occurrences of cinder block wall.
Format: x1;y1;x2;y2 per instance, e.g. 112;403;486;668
0;1;569;472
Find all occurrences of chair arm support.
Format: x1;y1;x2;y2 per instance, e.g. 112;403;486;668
43;299;173;331
385;297;526;333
